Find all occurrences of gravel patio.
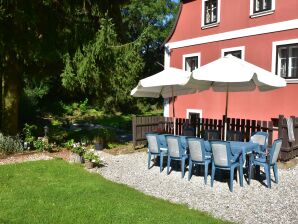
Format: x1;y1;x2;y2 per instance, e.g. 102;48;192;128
96;151;298;224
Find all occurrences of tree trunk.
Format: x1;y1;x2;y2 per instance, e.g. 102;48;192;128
1;55;21;135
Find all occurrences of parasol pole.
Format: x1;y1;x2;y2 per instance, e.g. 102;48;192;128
224;84;229;141
172;86;176;135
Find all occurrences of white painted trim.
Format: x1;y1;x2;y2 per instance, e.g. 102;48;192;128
186;109;203;119
221;46;245;59
164;46;170;69
165;19;298;50
250;10;275;18
272;38;298;83
163;98;170;117
182;53;201;71
250;0;276;17
201;0;221;28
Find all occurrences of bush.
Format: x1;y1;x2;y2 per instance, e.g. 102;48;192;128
0;133;23;155
22;123;37;145
33;139;52;152
83;151;101;165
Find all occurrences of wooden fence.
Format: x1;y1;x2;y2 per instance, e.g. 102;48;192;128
132;114;298;162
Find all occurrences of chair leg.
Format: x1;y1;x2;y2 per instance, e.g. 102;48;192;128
273;163;279;184
159;153;163;173
188;159;193;181
239;165;243;187
204;162;209;185
248;162;253;185
167;156;171;175
264;164;271;188
147;152;151;169
181;158;185;178
211;162;215;187
229;168;235;192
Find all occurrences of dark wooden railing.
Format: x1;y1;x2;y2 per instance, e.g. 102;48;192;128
132;114;298;162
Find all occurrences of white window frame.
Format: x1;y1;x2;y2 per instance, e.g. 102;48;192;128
250;0;275;18
201;0;221;29
272;39;298;83
221;46;245;59
186;109;203;119
182;53;201;71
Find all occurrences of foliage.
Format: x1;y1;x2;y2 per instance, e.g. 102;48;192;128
22;123;37;145
63;139;75;150
33;139;52;152
0;133;23;155
0;160;230;223
83;151;101;165
71;145;85;156
61;17;145;112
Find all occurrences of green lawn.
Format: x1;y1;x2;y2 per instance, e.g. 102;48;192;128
0;160;231;224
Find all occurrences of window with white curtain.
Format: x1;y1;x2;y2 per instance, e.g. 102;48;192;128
204;0;218;25
254;0;272;13
276;44;298;79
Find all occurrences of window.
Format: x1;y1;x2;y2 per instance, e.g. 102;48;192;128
183;53;200;72
185;56;198;72
221;46;245;59
224;50;242;59
204;0;218;25
276;44;298;79
250;0;275;17
202;0;220;28
254;0;272;13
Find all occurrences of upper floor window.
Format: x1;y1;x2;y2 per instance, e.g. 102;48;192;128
185;56;198;72
221;46;245;60
250;0;275;18
276;44;298;79
202;0;221;28
224;50;242;59
183;53;200;72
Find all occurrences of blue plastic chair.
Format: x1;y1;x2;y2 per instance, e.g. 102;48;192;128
146;133;168;172
250;131;269;152
166;135;188;178
187;138;211;184
210;141;242;192
248;139;282;188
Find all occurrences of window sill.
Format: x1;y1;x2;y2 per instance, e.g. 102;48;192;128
201;22;219;30
250;10;275;18
286;79;298;84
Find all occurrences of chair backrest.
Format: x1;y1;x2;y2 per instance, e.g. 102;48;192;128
146;133;160;153
250;132;268;149
166;135;183;158
270;139;282;164
226;130;244;142
158;134;170;148
203;129;220;140
210;141;232;167
187;138;206;162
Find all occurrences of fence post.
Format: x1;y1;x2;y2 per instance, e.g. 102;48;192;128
132;115;137;149
278;114;284;139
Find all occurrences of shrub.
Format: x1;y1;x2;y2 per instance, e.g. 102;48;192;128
83;151;101;165
22;123;37;145
71;145;85;156
33;139;52;152
63;139;75;150
0;133;23;155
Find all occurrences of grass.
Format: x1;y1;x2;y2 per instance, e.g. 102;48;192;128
0;160;231;224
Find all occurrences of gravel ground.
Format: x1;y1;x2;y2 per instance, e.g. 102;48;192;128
96;151;298;224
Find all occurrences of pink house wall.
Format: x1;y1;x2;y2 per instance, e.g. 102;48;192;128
165;0;298;121
170;0;298;43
